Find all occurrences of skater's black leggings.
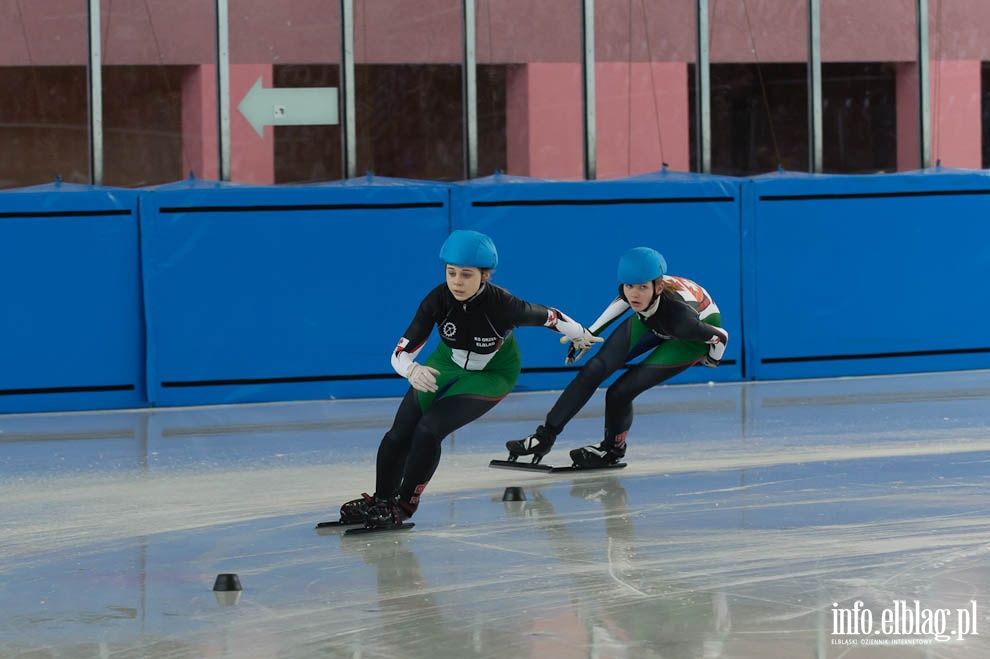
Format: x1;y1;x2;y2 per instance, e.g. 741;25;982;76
543;316;694;445
376;388;499;509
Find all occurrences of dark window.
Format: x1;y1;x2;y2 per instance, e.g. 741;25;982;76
982;62;990;169
102;66;185;187
688;62;897;175
352;64;464;181
821;63;897;174
708;63;809;177
0;67;89;188
274;65;343;184
476;64;508;178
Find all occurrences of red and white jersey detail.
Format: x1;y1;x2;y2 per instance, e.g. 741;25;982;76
665;275;717;317
391;336;426;377
545;308;586;342
613;431;628;449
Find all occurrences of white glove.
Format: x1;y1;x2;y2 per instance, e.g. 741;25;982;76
572;328;602;351
560;329;603;365
701;336;726;368
406;362;440;392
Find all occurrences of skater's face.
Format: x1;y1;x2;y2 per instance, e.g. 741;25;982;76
445;265;488;301
623;281;655;311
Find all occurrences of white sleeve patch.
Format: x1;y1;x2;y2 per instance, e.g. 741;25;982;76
390;337;421;377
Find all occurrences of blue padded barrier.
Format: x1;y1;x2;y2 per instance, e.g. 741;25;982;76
9;167;990;416
0;183;145;413
140;177;450;406
743;168;990;380
451;171;743;391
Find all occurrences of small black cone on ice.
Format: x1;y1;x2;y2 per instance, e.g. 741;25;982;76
502;486;527;502
213;573;242;592
213;573;242;606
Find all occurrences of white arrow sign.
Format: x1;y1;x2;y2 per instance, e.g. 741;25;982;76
237;77;339;138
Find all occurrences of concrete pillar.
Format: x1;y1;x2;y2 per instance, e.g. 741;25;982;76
896;62;920;171
506;62;584;180
229;64;276;184
181;65;219;180
929;59;981;169
595;61;690;177
181;63;276;183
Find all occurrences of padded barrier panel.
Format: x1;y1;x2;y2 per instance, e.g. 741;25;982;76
140;177;449;406
451;171;743;391
743;169;990;380
0;183;145;413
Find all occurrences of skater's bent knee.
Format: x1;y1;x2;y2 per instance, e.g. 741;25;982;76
580;356;611;382
411;421;445;447
378;429;409;453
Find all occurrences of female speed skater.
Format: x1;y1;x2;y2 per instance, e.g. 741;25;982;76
505;247;728;468
338;229;601;530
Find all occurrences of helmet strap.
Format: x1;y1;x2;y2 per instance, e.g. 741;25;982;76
650;279;662;304
640;292;662;318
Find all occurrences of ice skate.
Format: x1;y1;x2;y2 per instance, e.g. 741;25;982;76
340;494;373;524
504;428;555;465
569;441;626;469
345;495;416;536
493;427;556;470
493;431;628;472
315;493;374;531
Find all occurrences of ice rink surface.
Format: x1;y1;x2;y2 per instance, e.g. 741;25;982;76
2;370;990;658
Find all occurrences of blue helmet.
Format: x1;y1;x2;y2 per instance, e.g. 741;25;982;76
617;247;666;284
439;230;498;269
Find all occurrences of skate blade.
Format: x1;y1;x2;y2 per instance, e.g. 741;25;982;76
548;462;628;473
489;459;627;473
314;519;363;535
489;459;553;472
344;522;415;536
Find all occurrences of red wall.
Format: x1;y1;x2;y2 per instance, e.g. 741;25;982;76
8;1;990;66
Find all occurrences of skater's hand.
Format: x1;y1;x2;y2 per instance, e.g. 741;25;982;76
700;336;725;368
565;343;589;365
572;328;602;351
700;354;720;368
560;329;602;365
406;362;440;392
